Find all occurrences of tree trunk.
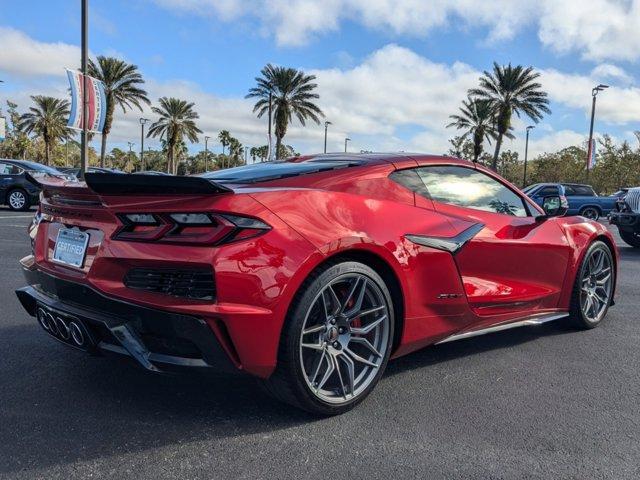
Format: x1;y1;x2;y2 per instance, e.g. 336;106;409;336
100;95;114;167
492;132;503;171
44;141;50;166
100;133;108;168
275;135;282;160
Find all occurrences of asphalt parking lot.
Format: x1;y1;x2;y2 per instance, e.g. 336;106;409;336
0;206;639;480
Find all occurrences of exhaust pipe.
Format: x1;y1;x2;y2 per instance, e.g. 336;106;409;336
55;316;71;341
69;322;85;347
37;308;50;331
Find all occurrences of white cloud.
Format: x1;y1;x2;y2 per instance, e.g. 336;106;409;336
153;0;640;62
4;28;638;160
0;27;79;78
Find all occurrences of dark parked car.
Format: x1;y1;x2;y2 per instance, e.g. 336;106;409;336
609;187;640;247
523;183;617;220
0;159;68;211
63;167;125;178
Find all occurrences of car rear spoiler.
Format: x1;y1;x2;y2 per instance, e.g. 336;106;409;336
84;173;233;195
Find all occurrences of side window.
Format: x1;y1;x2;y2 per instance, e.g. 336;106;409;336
0;163;21;175
538;186;559;196
563;185;576;196
415;166;529;217
389;169;430;199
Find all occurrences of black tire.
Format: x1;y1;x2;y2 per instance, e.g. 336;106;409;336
580;206;600;221
619;230;640;248
568;241;615;329
262;260;395;416
7;189;30;211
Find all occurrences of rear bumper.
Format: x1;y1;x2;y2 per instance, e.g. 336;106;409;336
608;211;640;232
16;265;238;374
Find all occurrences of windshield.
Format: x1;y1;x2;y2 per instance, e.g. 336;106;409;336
200;160;359;184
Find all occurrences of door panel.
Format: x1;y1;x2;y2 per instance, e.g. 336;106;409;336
434;201;572;324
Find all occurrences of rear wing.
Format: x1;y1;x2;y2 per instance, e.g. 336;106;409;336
26;172;232;196
84;173;233;195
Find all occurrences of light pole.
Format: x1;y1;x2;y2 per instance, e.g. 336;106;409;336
324;121;332;153
523;125;534;187
586;84;608;181
127;141;134;171
344;137;351;153
139;118;149;171
244;146;248;165
268;90;273;160
79;0;89;180
204;135;210;171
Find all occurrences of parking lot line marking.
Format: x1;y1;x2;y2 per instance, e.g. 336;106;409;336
0;224;30;228
0;215;34;219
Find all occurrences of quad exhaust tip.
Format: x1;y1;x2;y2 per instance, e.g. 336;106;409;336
36;307;86;347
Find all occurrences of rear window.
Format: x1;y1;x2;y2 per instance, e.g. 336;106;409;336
564;185;595;196
200;160;359;184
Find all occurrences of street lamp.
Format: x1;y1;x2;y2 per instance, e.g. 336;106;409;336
586;84;609;180
344;137;351;153
523;125;534;187
204;135;210;171
127;141;135;170
139;118;149;171
324;121;332;153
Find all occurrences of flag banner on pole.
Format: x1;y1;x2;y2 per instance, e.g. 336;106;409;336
66;69;107;133
589;138;597;169
0;117;6;142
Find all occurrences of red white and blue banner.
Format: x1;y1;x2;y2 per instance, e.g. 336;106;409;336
66;69;107;133
588;138;597;169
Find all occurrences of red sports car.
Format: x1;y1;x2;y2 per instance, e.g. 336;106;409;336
16;154;617;415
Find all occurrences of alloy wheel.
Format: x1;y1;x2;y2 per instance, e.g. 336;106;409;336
299;273;390;405
9;191;26;210
580;247;613;323
581;208;599;221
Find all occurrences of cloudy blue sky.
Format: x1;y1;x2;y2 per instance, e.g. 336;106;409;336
1;0;639;158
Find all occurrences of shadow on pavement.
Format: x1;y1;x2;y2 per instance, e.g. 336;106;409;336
0;318;575;475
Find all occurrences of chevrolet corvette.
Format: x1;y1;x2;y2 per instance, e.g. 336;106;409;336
16;154;617;415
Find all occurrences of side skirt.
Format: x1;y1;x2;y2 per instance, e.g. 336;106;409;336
435;312;569;345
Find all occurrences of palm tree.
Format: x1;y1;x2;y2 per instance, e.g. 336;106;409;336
19;95;71;165
246;64;324;159
89;56;150;167
218;130;231;155
447;96;509;162
147;97;202;174
469;62;550;170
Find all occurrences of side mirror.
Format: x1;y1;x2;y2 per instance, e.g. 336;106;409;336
540;195;569;219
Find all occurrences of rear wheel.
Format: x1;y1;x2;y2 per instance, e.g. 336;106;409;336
580;207;600;221
569;241;614;329
619;230;640;248
263;261;394;415
7;189;30;211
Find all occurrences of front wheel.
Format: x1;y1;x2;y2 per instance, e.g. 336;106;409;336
263;261;394;415
7;189;30;211
568;241;615;329
619;230;640;248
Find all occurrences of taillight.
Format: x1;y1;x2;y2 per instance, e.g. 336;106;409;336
114;212;270;245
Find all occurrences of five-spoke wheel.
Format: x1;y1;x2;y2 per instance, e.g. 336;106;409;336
263;261;394;415
299;273;390;404
570;241;614;328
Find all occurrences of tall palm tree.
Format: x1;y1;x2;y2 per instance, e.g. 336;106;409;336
218;130;231;155
147;97;202;175
89;56;150;167
19;95;71;165
246;64;324;159
447;96;510;162
469;62;550;170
